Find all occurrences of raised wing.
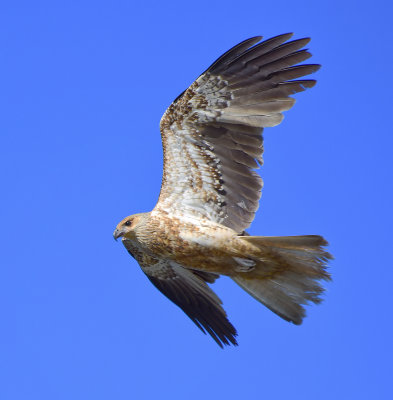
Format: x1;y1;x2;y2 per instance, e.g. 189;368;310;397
122;238;237;347
155;34;320;233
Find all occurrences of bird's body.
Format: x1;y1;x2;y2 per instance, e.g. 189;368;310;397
118;211;255;274
114;34;332;347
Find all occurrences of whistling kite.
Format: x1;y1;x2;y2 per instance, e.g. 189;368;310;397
114;34;332;347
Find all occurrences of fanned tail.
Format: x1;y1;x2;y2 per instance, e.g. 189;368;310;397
233;235;332;324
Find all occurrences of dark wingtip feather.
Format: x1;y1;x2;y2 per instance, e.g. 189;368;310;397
207;36;263;73
146;273;239;348
195;313;239;348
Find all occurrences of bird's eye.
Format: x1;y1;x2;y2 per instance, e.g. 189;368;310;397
124;220;132;227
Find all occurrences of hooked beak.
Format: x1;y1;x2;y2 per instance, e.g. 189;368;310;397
113;228;123;241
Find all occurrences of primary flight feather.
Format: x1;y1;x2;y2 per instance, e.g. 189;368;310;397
113;33;332;347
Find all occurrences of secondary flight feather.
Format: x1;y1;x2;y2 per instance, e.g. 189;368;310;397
113;33;332;347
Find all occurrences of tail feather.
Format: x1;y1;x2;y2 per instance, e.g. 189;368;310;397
233;235;332;325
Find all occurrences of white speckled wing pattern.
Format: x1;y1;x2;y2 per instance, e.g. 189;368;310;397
155;34;320;232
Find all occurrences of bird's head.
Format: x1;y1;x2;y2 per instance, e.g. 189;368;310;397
113;214;144;241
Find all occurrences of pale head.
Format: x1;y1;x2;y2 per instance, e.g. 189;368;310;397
113;213;147;240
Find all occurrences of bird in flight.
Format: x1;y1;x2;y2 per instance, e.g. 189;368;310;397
113;33;332;347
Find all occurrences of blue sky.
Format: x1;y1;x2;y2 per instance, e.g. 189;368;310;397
1;1;392;399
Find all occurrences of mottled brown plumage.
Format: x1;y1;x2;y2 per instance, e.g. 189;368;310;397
114;34;332;347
